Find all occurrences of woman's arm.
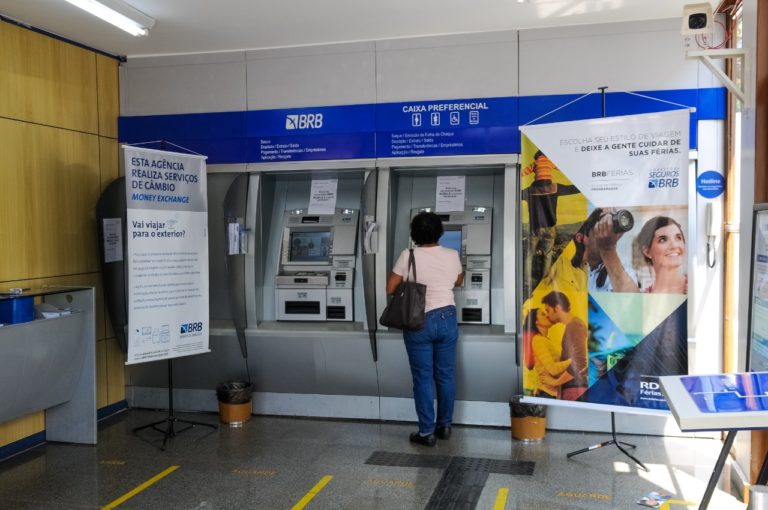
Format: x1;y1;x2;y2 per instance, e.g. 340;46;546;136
386;272;403;295
532;336;571;375
454;271;465;288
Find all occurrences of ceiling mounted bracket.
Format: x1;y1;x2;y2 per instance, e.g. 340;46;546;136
687;48;751;107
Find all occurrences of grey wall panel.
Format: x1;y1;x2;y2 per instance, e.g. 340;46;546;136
519;19;701;96
126;334;249;389
247;334;378;395
376;31;518;103
377;331;516;402
120;52;248;116
246;42;376;109
126;332;379;396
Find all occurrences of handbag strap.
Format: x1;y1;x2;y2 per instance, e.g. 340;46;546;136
407;248;417;282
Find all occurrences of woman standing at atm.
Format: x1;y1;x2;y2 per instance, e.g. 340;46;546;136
386;211;465;446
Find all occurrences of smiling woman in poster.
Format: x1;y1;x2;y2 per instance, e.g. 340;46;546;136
636;216;687;294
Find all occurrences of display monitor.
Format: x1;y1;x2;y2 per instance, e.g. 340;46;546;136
289;230;331;263
439;229;462;254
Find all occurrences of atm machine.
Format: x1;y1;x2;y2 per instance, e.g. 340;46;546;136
275;208;359;321
410;206;492;324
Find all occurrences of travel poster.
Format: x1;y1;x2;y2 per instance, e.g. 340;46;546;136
520;110;689;410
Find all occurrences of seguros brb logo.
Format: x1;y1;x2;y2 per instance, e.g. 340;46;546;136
180;322;204;335
285;113;323;130
648;178;679;189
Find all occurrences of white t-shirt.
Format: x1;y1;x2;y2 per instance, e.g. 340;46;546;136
392;246;463;312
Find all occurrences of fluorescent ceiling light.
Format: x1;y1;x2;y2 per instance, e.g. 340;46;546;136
64;0;155;37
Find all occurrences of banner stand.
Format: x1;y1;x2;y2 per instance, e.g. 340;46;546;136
566;411;647;470
521;86;695;472
133;358;216;450
575;88;648;471
119;141;216;450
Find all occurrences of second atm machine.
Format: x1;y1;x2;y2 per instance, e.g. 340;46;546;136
410;206;492;324
275;208;359;321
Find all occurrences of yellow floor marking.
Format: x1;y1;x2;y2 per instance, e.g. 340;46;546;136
101;465;179;510
291;475;333;510
366;478;416;489
659;499;698;509
493;487;509;510
231;468;277;477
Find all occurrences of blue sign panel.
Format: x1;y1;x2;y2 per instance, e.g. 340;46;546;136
246;104;376;162
681;373;768;413
118;88;725;164
119;111;248;164
246;134;375;162
519;88;726;150
696;170;725;198
376;97;519;157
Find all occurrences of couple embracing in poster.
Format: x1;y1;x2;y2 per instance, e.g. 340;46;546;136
520;110;689;410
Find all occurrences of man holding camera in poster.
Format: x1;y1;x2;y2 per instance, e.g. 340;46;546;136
573;207;639;293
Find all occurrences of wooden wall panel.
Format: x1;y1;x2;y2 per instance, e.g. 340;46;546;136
96;339;109;409
96;55;119;138
0;119;101;281
0;413;44;446
106;337;126;404
0;22;98;133
99;137;120;192
0;22;121;449
752;0;768;483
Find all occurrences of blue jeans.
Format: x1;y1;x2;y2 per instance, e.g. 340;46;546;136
403;305;458;435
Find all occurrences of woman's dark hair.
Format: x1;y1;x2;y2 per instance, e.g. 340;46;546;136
636;216;685;265
523;309;540;335
410;211;444;245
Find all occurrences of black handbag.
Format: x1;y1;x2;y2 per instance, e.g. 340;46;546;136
379;249;426;331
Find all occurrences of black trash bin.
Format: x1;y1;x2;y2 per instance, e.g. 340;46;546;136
216;381;253;426
510;395;547;442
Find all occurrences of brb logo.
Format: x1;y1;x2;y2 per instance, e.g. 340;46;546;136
285;113;323;130
180;322;203;334
648;178;679;189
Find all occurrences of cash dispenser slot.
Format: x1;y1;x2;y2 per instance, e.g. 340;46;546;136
285;301;322;315
462;308;484;322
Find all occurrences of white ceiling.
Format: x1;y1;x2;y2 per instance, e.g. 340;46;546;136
0;0;702;58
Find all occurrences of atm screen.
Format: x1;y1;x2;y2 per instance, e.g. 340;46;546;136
439;230;462;253
289;230;331;262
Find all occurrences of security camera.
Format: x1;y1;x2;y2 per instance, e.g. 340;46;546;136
681;3;714;36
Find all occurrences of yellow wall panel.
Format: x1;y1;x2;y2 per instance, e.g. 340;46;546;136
99;137;120;192
96;339;109;409
106;337;126;404
0;119;101;281
0;21;122;451
96;55;119;138
0;413;44;444
0;22;98;133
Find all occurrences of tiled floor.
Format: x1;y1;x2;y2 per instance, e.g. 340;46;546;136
0;409;746;509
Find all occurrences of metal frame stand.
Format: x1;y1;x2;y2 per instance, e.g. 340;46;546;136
566;412;648;471
133;359;217;450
